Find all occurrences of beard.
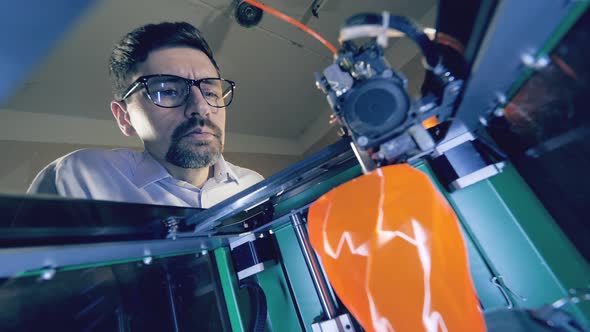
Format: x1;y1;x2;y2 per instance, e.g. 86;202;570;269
165;116;223;169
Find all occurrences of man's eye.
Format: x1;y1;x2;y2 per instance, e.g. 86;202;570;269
157;89;179;97
202;90;220;99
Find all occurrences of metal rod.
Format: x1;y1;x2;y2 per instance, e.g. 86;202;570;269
350;141;376;174
116;306;130;332
165;270;181;332
272;235;308;331
0;237;221;278
290;212;337;320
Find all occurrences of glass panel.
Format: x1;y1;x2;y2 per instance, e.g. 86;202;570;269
0;194;203;246
0;252;230;332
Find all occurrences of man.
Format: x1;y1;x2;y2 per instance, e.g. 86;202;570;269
28;22;263;208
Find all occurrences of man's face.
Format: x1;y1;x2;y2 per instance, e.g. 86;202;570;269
119;47;226;168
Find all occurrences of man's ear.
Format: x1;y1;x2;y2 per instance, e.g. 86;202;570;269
111;100;136;137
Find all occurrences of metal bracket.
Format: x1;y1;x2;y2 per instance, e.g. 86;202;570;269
551;288;590;310
429;133;507;191
491;275;527;309
162;216;184;240
529;289;590;332
311;313;356;332
291;212;338;320
350;142;377;174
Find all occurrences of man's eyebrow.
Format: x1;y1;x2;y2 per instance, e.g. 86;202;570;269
201;80;221;87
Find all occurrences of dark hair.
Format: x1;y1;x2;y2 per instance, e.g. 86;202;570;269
109;21;219;100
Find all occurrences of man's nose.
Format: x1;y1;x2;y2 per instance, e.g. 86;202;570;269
184;86;211;118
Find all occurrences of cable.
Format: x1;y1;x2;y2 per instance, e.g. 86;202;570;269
339;26;434;42
340;13;440;70
242;0;338;55
240;280;268;332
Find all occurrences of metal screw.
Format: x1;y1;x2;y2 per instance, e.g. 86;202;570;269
337;127;347;137
479;116;489;126
143;256;153;265
315;80;322;90
521;52;550;70
496;93;508;105
535;55;550;68
163;216;180;240
494;107;505;117
314;72;328;92
41;267;56;281
357;136;369;147
383;140;397;152
521;53;535;67
201;250;208;256
258;233;265;239
382;69;393;78
329;114;338;124
339;58;353;71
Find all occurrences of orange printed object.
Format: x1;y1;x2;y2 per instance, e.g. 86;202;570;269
422;116;439;129
307;164;486;332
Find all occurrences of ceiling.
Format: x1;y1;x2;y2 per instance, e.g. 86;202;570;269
1;0;436;155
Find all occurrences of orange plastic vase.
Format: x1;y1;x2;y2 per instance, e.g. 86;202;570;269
308;164;486;332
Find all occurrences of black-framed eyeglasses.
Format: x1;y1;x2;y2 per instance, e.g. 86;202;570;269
120;74;236;108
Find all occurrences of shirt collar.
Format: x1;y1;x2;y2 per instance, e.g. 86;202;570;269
132;151;239;188
132;151;171;188
213;154;240;184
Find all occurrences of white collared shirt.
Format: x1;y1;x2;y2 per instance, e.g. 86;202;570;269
27;149;264;208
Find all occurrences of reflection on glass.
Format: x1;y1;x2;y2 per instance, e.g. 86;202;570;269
0;253;230;332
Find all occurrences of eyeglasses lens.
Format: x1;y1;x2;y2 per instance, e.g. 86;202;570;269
146;76;186;107
146;76;233;108
200;78;234;107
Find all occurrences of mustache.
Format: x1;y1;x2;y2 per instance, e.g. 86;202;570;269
171;116;223;142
